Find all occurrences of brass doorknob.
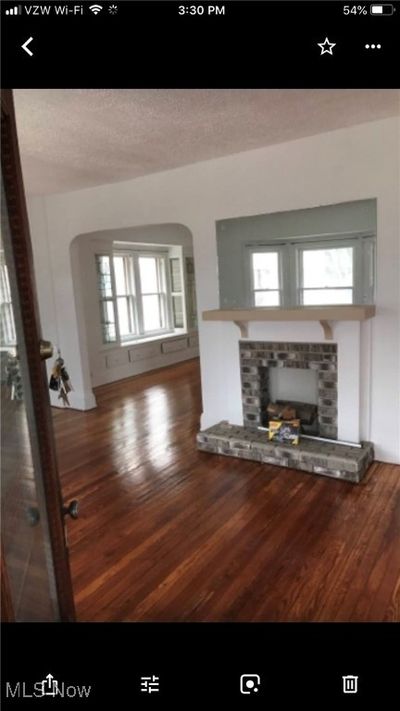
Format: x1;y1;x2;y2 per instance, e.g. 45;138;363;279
39;339;53;360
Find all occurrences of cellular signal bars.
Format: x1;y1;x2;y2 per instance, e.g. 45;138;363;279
5;5;22;15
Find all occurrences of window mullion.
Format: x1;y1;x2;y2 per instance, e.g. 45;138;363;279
249;250;256;307
133;253;144;335
158;256;169;330
281;245;294;308
129;294;136;334
293;245;303;306
304;285;353;290
127;256;137;335
353;238;363;304
164;256;174;330
364;237;375;304
110;255;121;344
161;258;166;329
177;256;187;330
123;257;132;335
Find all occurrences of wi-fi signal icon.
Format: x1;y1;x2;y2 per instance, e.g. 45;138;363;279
89;4;103;14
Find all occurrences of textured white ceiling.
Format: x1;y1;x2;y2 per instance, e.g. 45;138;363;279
14;89;400;196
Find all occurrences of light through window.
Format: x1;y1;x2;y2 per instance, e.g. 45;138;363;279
0;257;16;346
139;256;166;332
252;251;280;306
300;246;353;305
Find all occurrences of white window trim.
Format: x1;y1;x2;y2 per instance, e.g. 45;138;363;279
247;232;376;308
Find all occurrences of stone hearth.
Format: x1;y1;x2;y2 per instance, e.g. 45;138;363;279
197;422;374;483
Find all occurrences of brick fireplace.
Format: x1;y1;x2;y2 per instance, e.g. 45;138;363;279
197;337;374;483
240;341;338;440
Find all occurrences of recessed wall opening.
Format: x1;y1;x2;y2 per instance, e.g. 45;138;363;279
70;224;199;392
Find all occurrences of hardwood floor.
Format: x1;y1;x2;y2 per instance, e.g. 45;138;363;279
53;358;400;622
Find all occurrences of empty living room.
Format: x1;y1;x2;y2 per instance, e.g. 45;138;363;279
1;2;399;703
3;87;399;624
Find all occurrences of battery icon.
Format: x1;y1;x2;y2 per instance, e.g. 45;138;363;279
370;4;394;14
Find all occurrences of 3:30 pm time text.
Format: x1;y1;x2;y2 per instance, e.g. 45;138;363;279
178;5;225;15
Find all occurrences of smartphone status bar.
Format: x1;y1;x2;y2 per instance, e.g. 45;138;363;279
1;2;399;88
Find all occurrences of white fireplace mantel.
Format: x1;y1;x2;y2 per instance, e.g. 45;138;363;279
202;305;376;340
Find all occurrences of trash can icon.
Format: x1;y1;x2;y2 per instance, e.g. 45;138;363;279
342;675;358;694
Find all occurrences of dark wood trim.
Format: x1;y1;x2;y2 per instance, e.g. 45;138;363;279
1;90;75;622
1;546;15;622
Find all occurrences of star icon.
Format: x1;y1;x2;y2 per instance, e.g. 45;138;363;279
317;37;336;55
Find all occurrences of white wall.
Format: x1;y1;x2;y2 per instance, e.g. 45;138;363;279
28;194;95;409
27;117;400;462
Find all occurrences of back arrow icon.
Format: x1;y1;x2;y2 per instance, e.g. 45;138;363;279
22;37;34;56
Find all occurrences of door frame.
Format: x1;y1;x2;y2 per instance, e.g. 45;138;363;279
1;545;15;621
1;89;75;622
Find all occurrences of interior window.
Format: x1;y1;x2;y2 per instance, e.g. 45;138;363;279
249;236;374;307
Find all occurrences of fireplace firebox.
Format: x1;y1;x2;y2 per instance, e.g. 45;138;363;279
240;341;338;441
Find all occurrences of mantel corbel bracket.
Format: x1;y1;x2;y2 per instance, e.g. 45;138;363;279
234;320;248;338
319;320;333;340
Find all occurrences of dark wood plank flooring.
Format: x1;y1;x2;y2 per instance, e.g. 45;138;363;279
53;359;400;622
